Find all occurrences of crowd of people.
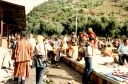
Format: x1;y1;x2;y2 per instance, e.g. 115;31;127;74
0;27;128;84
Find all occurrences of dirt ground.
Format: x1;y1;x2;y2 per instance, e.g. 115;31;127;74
46;63;82;84
5;62;82;84
25;62;82;84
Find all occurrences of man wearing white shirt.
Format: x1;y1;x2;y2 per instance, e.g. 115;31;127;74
118;38;128;65
35;35;47;84
82;37;94;84
28;34;37;52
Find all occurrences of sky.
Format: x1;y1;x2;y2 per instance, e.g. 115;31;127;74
3;0;48;14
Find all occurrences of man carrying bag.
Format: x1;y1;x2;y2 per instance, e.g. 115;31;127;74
35;35;47;84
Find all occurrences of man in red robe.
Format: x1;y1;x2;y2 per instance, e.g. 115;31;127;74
87;28;97;45
14;32;32;84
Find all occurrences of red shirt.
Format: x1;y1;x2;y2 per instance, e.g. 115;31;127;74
88;32;96;44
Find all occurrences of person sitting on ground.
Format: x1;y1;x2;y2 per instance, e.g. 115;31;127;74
77;38;87;61
66;41;74;58
102;44;113;57
118;38;128;65
0;43;13;83
97;40;104;51
50;37;61;67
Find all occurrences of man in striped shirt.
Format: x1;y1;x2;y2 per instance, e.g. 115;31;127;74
14;32;33;84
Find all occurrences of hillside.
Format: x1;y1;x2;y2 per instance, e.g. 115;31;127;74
89;0;128;19
26;0;128;37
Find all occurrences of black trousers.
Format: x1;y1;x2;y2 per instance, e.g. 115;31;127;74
14;77;25;84
119;54;128;65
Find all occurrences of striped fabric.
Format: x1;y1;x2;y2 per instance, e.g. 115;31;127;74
14;39;32;77
14;39;32;62
14;61;29;77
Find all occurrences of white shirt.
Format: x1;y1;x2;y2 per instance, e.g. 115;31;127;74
84;45;93;57
120;45;128;55
63;36;68;43
29;38;36;51
35;42;46;56
0;47;13;82
46;43;53;51
118;43;124;54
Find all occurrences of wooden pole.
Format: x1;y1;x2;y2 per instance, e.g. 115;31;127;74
7;24;9;48
75;9;78;37
0;20;3;47
0;6;3;47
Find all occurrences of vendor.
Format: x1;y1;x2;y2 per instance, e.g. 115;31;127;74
118;38;128;65
102;44;113;57
0;45;13;83
66;41;74;58
87;28;96;46
77;38;87;61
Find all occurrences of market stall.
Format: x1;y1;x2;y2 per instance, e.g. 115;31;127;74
61;55;128;84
